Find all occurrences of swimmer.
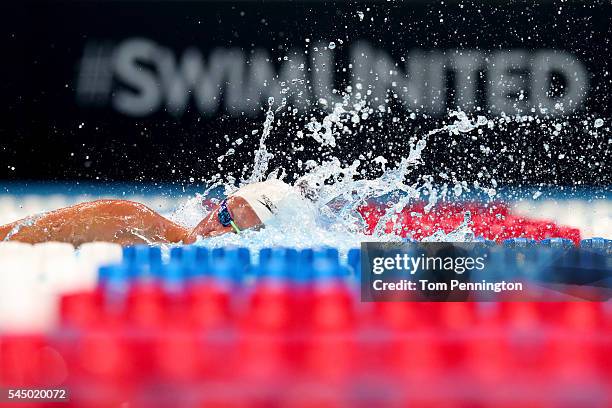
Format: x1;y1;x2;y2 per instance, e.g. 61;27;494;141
0;179;296;246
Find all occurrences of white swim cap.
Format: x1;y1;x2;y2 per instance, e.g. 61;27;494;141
230;179;294;224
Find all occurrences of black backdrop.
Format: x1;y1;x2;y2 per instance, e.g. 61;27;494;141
1;0;610;186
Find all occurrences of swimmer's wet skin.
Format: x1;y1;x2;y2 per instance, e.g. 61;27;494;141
0;180;294;246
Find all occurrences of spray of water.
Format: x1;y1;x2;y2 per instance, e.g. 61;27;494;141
169;88;497;255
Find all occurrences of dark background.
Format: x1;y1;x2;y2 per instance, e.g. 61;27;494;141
1;0;610;187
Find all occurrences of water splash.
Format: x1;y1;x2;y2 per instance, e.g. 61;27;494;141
246;97;277;185
421;211;475;242
170;101;495;253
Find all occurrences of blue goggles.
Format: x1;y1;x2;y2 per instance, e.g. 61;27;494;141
218;199;241;234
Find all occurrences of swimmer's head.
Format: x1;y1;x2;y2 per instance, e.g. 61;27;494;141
187;179;296;241
229;179;295;225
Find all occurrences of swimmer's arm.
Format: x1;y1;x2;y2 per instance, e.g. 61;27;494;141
0;200;189;246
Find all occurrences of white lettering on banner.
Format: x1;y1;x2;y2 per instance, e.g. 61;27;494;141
157;47;245;117
488;50;531;114
80;38;589;118
112;38;162;116
531;51;588;115
312;42;343;108
351;42;447;114
450;50;484;111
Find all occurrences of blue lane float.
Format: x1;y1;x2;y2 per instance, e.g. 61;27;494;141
103;239;612;290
